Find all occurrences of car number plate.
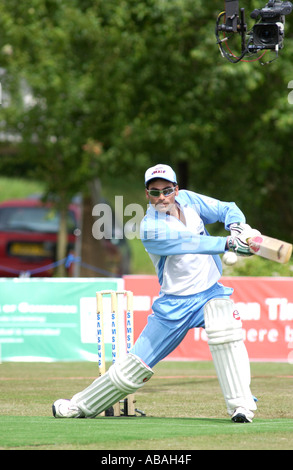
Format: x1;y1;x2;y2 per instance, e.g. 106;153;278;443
9;242;51;257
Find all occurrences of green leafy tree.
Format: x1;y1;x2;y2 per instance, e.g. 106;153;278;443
0;0;293;276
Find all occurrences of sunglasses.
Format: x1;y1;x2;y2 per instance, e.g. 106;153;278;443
147;187;176;197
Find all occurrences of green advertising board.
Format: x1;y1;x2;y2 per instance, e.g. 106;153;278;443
0;277;124;362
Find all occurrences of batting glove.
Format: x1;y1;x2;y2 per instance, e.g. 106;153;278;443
226;227;261;257
229;222;252;237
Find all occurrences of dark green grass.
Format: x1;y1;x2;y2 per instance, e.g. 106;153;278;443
1;416;293;450
0;361;293;450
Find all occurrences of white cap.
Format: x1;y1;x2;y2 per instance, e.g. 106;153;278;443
145;164;177;186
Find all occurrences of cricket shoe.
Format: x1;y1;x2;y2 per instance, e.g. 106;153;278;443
231;407;254;423
52;399;85;418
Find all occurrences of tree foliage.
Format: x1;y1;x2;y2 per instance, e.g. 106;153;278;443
0;0;293;245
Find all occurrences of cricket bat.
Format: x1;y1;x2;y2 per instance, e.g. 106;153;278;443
248;235;292;264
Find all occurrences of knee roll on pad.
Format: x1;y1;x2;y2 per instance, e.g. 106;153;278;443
72;353;153;417
204;298;243;345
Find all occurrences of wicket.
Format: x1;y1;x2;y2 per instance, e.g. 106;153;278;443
96;290;136;416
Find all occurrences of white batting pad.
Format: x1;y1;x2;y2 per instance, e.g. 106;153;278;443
71;353;153;418
204;298;257;416
204;298;243;344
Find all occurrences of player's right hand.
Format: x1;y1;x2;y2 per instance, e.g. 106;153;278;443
226;228;261;256
229;222;252;237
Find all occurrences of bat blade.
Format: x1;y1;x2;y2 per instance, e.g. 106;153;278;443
248;235;292;264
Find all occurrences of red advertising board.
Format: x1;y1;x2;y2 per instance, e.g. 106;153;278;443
124;275;293;362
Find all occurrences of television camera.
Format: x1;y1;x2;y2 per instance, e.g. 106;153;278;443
216;0;293;63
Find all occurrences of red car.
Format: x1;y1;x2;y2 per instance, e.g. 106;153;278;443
0;198;80;277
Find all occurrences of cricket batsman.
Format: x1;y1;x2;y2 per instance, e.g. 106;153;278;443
53;163;259;423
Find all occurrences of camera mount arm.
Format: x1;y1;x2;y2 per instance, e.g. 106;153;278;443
216;0;248;62
220;0;240;32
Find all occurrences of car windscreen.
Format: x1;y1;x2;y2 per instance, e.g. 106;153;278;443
0;206;77;233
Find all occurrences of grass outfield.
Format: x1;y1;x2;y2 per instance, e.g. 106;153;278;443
0;361;292;451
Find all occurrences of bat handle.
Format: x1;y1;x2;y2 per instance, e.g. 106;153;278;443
247;235;263;254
